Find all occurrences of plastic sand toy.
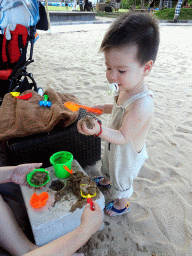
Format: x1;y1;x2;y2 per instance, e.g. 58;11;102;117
10;92;33;100
107;83;119;96
16;93;32;100
30;192;49;209
50;151;73;179
10;92;20;97
39;95;51;107
80;178;97;211
27;168;50;188
64;102;103;115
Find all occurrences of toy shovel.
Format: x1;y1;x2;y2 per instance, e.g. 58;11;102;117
64;102;103;115
80;178;97;211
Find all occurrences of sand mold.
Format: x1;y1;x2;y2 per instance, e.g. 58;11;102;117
49;180;65;191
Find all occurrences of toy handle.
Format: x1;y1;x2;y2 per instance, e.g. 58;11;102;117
87;197;94;211
44;95;49;102
63;165;73;174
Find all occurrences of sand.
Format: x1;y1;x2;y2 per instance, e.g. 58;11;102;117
30;23;192;255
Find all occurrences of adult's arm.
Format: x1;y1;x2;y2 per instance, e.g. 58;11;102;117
0;163;42;184
24;202;103;256
0;166;15;183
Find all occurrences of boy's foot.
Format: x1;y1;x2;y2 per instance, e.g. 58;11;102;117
105;201;130;216
93;177;112;188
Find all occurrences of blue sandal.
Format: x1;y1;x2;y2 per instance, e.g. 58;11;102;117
105;201;130;216
93;177;112;188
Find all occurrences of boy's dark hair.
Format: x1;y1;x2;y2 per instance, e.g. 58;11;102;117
100;12;160;65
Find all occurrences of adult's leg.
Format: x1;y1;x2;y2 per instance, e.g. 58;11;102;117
0;141;35;243
0;195;38;256
0;182;35;243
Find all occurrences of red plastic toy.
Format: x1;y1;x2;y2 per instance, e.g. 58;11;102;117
16;93;33;100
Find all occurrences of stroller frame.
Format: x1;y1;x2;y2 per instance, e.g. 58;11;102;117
7;26;38;93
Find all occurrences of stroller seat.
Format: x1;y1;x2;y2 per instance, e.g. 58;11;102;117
0;24;39;104
0;24;28;81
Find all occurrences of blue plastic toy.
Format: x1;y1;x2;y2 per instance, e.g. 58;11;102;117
39;95;51;107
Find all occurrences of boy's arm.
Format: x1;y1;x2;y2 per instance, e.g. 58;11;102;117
103;104;113;114
97;98;153;144
92;104;113;115
78;97;153;145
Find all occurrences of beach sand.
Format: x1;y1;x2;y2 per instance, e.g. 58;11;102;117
31;24;192;255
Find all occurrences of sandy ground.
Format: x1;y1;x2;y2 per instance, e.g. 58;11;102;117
29;23;192;255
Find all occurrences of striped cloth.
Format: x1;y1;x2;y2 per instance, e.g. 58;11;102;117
164;0;172;8
175;0;183;16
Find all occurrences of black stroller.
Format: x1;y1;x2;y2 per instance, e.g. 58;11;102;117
0;0;48;105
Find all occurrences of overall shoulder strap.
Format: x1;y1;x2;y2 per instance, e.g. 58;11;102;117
123;91;154;112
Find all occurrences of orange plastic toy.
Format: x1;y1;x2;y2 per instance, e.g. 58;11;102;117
64;102;103;115
30;192;49;209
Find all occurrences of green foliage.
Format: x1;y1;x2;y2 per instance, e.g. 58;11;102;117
154;8;175;19
120;0;133;9
154;8;192;20
188;1;192;7
120;0;141;9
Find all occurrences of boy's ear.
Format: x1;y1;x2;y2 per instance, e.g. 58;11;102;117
143;60;154;76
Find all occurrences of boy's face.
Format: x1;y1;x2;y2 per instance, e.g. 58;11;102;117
104;45;152;94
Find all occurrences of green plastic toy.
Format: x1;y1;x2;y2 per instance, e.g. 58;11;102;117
27;168;50;187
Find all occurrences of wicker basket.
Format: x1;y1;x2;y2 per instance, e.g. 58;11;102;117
7;109;101;168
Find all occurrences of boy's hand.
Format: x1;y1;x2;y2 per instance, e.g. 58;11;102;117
91;105;105;116
10;163;43;186
77;118;101;136
81;202;103;234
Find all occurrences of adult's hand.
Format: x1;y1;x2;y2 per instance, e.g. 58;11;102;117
10;163;43;185
80;201;103;235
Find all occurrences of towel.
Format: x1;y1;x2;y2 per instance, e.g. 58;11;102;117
0;88;79;141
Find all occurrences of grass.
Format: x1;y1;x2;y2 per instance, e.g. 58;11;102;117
95;11;128;18
154;8;192;20
46;6;192;20
96;8;192;20
47;6;80;11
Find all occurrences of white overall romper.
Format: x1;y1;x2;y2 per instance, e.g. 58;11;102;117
101;90;153;199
